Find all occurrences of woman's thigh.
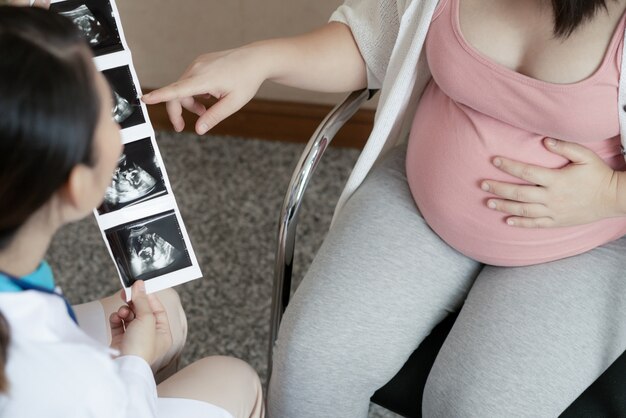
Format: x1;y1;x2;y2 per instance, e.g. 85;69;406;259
269;147;482;417
424;235;626;417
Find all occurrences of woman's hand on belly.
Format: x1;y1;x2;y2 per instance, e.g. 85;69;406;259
480;138;624;228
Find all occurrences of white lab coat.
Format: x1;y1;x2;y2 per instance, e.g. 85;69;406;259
0;291;232;418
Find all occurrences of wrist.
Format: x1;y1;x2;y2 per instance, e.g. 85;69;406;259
119;336;156;364
240;40;283;84
119;348;151;362
247;38;301;86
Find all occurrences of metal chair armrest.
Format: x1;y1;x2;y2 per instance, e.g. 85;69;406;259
267;88;376;375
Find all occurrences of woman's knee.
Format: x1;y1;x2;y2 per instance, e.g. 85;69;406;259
422;363;485;417
150;288;187;382
272;292;356;375
272;292;413;401
422;357;518;417
159;356;263;418
270;297;375;416
156;288;188;349
198;356;263;413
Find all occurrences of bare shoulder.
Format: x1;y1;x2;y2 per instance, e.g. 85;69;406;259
609;0;626;16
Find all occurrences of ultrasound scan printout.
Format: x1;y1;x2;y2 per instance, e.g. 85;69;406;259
98;138;167;215
102;65;146;130
60;4;108;46
105;210;192;287
51;0;202;295
50;0;123;56
105;155;158;206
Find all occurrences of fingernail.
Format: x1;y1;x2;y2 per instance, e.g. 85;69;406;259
507;219;515;226
199;123;208;134
136;281;145;292
493;158;502;167
481;182;490;191
488;200;496;209
546;138;557;147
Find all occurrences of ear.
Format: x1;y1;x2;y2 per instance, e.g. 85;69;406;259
57;164;94;217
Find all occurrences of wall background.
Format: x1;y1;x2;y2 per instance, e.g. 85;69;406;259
116;0;352;106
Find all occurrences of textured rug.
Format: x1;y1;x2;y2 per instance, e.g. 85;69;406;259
47;131;398;418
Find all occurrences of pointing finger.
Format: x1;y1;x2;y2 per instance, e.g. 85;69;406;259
142;76;207;105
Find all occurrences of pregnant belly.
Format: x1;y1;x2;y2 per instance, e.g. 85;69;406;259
405;85;626;266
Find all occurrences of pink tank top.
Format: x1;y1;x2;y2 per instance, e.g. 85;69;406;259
406;0;626;266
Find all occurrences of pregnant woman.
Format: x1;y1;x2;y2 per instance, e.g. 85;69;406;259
145;0;626;415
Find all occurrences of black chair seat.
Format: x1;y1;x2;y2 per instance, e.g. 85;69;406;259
371;313;626;418
560;349;626;417
370;313;458;417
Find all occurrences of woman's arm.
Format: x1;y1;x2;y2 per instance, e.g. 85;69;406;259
260;22;367;93
142;22;367;135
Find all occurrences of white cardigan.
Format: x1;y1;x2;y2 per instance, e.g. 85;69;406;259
329;0;626;218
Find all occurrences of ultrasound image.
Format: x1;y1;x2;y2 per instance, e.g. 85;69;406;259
98;138;167;215
112;90;133;124
105;210;192;286
51;0;124;56
102;65;146;129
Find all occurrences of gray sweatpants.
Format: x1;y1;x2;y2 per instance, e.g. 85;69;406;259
268;146;626;418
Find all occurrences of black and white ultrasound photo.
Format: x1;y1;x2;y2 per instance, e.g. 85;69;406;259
51;0;123;56
102;65;146;129
58;0;203;290
105;210;192;286
97;138;167;215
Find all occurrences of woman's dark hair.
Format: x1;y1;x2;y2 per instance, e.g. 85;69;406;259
553;0;617;37
0;6;100;392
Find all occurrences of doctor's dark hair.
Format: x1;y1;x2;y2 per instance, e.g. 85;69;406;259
0;6;100;392
0;6;99;250
553;0;618;37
